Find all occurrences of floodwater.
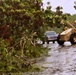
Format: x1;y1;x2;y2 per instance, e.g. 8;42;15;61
24;42;76;75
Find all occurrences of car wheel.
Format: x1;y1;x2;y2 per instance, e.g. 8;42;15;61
70;33;76;45
57;35;64;45
42;41;45;44
53;41;55;43
47;40;49;44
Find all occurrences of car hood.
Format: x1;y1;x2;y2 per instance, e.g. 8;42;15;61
46;34;58;37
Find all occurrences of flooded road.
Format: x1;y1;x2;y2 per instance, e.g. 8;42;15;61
25;42;76;75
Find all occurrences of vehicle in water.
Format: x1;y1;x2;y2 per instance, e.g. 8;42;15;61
57;22;76;45
45;31;58;44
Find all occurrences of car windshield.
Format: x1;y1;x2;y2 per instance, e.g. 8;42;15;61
46;31;56;35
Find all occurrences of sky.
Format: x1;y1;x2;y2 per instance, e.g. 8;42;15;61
42;0;76;15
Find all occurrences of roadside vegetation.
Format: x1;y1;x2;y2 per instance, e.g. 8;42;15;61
0;0;76;73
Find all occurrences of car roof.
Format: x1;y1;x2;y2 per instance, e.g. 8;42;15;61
45;31;56;35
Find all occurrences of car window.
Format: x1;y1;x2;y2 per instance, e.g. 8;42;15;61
46;31;56;35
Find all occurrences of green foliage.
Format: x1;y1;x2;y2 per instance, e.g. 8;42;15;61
0;0;75;73
43;3;70;30
0;38;47;73
67;14;76;23
0;0;48;73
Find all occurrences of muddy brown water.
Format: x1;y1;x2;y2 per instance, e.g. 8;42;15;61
24;42;76;75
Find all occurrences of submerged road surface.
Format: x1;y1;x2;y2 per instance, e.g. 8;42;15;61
24;42;76;75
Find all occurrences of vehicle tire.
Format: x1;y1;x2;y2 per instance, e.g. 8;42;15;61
70;33;76;45
57;35;64;45
47;40;49;44
42;41;45;44
53;41;55;43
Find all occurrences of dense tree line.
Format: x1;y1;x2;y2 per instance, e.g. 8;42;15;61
67;14;76;23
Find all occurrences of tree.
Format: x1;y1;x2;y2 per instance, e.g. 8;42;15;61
0;0;48;72
74;1;76;9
